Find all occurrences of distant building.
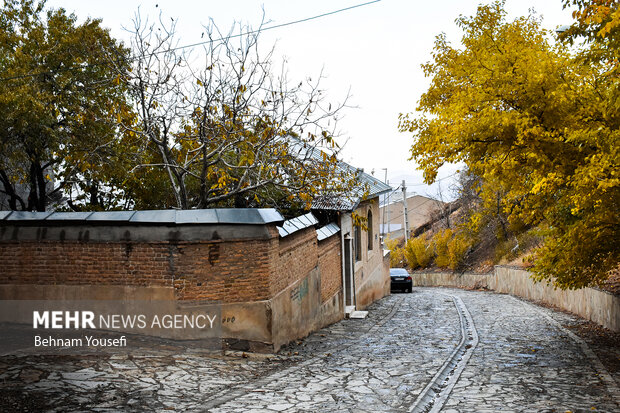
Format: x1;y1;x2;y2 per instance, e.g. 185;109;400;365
379;194;444;239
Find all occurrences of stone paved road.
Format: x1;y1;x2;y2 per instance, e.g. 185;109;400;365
1;288;619;412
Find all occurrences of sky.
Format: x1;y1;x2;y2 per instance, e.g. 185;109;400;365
46;0;575;199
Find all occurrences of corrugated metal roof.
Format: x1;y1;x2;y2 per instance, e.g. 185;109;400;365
311;195;357;211
277;212;318;238
287;138;392;211
317;223;340;241
312;166;392;211
0;209;284;225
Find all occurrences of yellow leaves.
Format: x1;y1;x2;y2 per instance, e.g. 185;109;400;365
351;211;368;231
530;173;559;195
196;79;203;87
210;174;229;191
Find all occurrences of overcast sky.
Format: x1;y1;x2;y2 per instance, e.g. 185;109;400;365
47;0;574;198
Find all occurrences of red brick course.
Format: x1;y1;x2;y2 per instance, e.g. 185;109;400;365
0;224;343;305
0;238;276;303
318;235;342;303
274;227;318;297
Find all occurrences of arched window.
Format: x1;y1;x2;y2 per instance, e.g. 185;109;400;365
367;210;373;250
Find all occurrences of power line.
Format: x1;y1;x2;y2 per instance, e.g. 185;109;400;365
381;173;459;191
0;0;383;83
400;173;459;187
172;0;383;54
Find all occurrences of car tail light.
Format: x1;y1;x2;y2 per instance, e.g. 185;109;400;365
406;276;412;281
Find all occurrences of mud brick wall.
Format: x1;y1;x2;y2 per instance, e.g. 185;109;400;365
318;235;342;303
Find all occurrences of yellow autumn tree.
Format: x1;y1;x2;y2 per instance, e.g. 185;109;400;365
399;1;619;289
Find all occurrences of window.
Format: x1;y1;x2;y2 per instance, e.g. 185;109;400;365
367;210;373;250
354;224;362;261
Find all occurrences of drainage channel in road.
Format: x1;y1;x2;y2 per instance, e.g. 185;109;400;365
408;293;479;413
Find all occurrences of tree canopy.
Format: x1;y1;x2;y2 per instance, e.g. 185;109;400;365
113;16;356;213
399;0;619;289
0;2;360;215
0;0;130;211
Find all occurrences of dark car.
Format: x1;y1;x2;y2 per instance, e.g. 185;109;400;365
390;268;412;293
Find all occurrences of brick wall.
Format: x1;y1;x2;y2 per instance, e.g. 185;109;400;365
171;239;277;302
0;217;348;351
0;222;344;306
318;235;342;302
273;227;318;297
0;242;171;287
0;235;278;303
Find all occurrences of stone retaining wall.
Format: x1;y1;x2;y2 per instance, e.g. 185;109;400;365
412;266;619;332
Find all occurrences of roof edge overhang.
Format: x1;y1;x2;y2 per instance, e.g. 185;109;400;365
0;208;286;226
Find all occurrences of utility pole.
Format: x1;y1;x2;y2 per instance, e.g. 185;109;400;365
402;180;410;241
386;180;390;237
381;168;387;237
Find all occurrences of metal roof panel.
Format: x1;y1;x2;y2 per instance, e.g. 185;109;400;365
46;212;94;221
317;223;340;241
87;211;136;222
130;210;177;224
176;209;218;224
5;211;53;220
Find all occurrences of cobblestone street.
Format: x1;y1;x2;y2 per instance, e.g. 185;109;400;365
1;288;619;412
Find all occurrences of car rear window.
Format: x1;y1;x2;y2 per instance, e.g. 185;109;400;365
390;269;408;275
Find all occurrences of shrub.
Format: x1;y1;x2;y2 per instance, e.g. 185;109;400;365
406;235;434;268
385;235;406;267
404;240;418;268
390;247;406;267
384;235;400;251
433;229;453;268
447;234;470;270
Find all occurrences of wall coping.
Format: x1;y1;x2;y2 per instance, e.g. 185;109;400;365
0;208;284;226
